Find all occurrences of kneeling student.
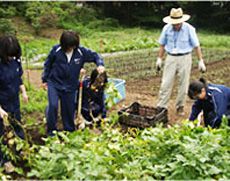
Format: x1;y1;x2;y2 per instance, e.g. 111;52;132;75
188;78;230;128
81;69;108;125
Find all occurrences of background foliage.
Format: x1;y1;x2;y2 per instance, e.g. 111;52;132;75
0;2;229;35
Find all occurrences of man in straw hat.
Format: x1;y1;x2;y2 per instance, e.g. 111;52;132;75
156;7;206;116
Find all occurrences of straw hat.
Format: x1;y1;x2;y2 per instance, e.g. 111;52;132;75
163;8;190;24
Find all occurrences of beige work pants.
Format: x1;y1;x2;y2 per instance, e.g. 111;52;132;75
157;53;192;109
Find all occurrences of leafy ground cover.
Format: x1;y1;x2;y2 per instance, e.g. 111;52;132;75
1;117;229;180
33;29;230;53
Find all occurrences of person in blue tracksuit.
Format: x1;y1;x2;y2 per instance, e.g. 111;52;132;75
81;69;107;124
188;78;230;128
42;30;105;135
0;35;28;164
0;35;28;138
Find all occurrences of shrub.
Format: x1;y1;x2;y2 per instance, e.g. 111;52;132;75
25;2;59;34
86;18;120;31
74;6;98;24
0;6;16;18
39;12;59;28
0;18;16;36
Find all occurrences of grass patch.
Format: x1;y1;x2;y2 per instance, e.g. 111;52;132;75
14;23;230;64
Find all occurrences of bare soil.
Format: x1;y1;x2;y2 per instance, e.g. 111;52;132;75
39;28;64;40
27;59;230;125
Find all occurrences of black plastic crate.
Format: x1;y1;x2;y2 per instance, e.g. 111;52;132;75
118;102;168;128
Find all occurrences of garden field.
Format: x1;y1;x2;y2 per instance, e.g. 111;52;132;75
1;46;228;180
1;20;230;180
27;52;230;125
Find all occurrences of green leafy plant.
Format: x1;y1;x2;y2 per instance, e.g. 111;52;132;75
1;109;230;180
105;81;121;109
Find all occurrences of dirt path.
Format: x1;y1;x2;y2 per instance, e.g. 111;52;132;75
27;59;230;125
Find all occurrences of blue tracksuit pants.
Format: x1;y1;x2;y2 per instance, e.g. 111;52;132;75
46;85;76;135
0;98;24;165
0;97;24;139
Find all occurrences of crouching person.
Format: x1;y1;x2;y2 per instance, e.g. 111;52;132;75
188;78;230;128
81;69;108;125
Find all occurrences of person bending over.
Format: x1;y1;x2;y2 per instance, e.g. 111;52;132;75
188;78;230;128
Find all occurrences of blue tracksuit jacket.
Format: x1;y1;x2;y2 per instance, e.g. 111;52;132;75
81;77;106;122
43;45;104;134
0;57;23;112
0;57;24;138
189;84;230;128
42;45;104;91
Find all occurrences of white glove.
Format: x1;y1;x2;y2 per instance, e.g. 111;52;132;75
156;57;162;71
198;59;206;72
0;106;8;119
80;68;86;76
97;66;105;74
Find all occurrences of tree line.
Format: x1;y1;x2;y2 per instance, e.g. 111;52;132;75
0;2;229;35
90;2;230;32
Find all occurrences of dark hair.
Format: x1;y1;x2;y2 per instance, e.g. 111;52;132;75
90;69;108;91
0;35;21;63
60;30;79;52
188;78;207;99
